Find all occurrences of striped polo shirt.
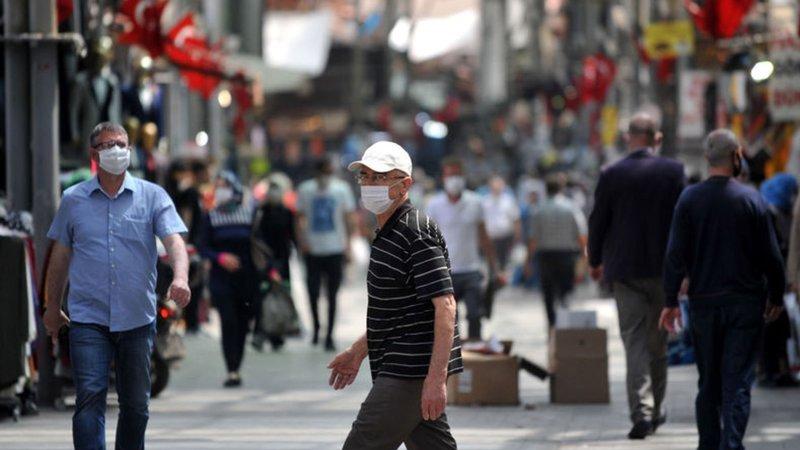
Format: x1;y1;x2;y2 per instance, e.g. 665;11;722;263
366;201;463;380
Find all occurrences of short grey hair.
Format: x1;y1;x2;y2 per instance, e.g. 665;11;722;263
704;129;739;167
89;122;128;147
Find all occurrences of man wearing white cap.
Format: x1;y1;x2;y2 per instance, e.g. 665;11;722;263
328;141;462;449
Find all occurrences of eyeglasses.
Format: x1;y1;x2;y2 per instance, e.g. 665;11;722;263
356;173;407;185
93;140;129;151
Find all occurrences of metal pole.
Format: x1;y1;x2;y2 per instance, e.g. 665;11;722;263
29;0;59;405
352;0;365;128
204;0;226;160
4;0;31;210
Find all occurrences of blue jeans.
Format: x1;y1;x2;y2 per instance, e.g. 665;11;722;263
690;301;764;450
70;321;155;450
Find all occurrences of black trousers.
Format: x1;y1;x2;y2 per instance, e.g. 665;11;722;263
211;281;254;373
305;254;344;340
538;250;577;328
691;300;764;450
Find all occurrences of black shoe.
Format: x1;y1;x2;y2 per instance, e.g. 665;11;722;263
324;337;336;352
653;414;667;432
628;421;654;440
312;328;320;345
223;373;242;388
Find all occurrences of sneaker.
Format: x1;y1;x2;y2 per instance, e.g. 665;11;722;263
653;414;667;432
324;337;336;352
627;421;654;440
223;373;242;388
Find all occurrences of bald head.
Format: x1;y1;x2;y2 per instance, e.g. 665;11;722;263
704;129;740;168
626;113;660;150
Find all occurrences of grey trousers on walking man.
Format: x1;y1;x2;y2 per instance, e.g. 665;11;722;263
343;376;458;450
613;278;668;424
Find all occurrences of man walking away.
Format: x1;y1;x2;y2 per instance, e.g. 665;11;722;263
661;129;785;450
588;113;685;439
526;174;587;331
329;141;461;449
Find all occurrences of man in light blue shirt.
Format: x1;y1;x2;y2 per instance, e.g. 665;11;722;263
43;122;190;450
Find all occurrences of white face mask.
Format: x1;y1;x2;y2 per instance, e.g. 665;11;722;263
360;181;402;215
444;176;465;195
215;187;234;205
98;145;130;175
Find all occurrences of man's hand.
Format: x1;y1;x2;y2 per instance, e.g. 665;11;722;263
659;307;682;334
169;278;191;308
421;375;447;421
589;265;603;281
765;304;784;323
218;253;241;272
43;307;70;345
328;347;364;390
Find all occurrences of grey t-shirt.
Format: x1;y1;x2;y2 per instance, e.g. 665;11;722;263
297;177;356;256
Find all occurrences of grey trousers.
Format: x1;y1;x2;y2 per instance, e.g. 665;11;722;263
613;278;668;424
343;376;458;450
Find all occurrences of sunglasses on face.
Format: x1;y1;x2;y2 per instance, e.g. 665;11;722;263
93;140;129;151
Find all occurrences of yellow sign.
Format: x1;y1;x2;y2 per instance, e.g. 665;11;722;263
644;20;695;59
601;106;618;147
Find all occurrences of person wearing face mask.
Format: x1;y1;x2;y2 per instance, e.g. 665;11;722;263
425;157;501;341
329;141;461;450
251;181;297;351
295;156;357;351
197;171;258;387
661;129;786;449
43;122;190;449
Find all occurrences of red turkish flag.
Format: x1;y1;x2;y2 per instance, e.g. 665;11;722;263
117;0;169;57
685;0;754;39
164;13;222;99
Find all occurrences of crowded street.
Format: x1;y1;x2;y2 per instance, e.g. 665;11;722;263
2;263;800;449
4;1;800;449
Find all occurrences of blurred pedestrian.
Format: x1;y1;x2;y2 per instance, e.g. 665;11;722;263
197;171;257;387
43;122;190;449
661;129;786;450
427;157;500;341
329;141;461;449
759;173;798;387
525;174;587;330
482;175;522;271
296;156;357;351
588;113;685;439
251;180;297;351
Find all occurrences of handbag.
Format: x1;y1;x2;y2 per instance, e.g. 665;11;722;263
258;280;301;338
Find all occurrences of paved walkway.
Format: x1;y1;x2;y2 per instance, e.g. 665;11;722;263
2;264;800;449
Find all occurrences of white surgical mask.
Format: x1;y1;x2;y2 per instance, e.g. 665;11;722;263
215;187;234;205
360;181;402;215
444;176;465;195
98;146;130;175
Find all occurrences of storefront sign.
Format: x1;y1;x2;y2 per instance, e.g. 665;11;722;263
769;36;800;122
678;70;712;139
644;20;694;59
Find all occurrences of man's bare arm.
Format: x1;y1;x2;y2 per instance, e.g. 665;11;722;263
421;293;457;420
44;242;72;310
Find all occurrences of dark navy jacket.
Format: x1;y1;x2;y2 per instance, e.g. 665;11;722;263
663;176;785;308
588;148;685;282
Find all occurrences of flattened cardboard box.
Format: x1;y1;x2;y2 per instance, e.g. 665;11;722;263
447;352;519;406
549;328;609;404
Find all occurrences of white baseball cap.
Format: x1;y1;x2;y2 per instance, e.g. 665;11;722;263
347;141;412;176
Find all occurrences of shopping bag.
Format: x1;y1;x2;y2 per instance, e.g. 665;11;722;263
259;281;301;338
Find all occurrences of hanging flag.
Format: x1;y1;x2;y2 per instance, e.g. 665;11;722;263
117;0;169;57
164;13;222;99
684;0;755;39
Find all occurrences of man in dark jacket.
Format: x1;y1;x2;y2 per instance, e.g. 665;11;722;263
661;129;785;450
588;113;685;439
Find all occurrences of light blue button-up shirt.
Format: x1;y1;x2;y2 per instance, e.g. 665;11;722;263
47;173;187;331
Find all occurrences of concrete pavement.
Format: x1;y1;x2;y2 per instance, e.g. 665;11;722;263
2;264;800;449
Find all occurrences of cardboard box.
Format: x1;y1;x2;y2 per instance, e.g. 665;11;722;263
447;352;519;406
555;309;598;329
549;328;609;404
